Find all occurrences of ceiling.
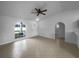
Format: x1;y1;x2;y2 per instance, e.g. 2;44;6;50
0;1;79;20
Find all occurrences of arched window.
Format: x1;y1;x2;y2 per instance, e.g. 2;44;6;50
15;22;26;39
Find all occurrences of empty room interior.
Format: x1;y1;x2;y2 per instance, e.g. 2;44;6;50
0;1;79;58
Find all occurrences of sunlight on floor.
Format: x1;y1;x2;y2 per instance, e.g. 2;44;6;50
13;40;27;57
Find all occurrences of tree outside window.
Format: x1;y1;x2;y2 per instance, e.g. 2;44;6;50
15;22;26;38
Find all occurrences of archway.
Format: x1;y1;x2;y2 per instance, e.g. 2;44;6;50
55;22;65;39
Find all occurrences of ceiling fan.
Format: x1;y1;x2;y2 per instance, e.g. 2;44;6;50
32;8;47;16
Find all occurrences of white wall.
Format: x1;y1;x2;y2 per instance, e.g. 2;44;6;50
0;16;37;45
39;10;79;47
1;1;79;48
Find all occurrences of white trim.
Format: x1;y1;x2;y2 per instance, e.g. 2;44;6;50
0;35;37;46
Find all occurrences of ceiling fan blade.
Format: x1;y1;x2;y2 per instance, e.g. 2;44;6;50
41;12;46;15
35;8;38;11
37;13;39;16
41;9;47;12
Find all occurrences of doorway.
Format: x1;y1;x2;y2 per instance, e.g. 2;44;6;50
55;22;65;39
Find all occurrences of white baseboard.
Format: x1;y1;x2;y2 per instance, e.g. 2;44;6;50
39;35;55;40
0;35;37;46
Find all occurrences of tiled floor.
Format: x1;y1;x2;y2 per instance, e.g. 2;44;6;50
0;36;79;58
